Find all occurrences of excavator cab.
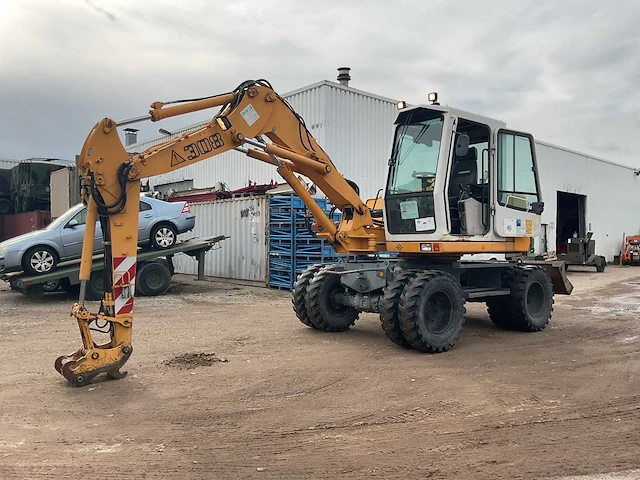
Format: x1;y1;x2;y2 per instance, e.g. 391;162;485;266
384;105;544;254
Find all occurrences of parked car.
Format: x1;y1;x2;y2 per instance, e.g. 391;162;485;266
0;196;195;275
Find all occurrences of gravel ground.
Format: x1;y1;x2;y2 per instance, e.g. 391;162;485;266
0;265;639;479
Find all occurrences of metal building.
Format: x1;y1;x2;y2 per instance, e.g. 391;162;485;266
128;69;640;262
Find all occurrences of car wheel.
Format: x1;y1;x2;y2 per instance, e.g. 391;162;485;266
150;224;178;249
23;246;58;275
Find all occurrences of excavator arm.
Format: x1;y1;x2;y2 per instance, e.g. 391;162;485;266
55;80;385;386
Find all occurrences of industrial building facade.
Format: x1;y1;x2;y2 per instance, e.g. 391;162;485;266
127;77;639;263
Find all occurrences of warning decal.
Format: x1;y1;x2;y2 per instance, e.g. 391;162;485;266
171;150;187;167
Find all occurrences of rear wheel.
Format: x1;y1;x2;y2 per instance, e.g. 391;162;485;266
151;223;178;249
487;267;553;331
137;261;172;296
292;264;325;328
23;246;58;275
305;266;359;332
379;270;418;348
398;272;466;353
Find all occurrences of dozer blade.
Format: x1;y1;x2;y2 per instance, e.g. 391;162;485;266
522;259;573;295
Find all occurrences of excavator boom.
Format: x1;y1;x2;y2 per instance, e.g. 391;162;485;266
55;80;384;386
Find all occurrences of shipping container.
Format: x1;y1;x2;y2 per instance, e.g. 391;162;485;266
50;167;79;219
3;210;51;240
173;196;267;282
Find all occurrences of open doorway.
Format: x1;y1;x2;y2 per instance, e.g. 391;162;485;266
556;191;586;254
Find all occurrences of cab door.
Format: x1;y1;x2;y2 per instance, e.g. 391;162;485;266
493;130;543;238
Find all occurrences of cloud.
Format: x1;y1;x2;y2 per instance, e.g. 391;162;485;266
0;0;639;168
85;0;117;22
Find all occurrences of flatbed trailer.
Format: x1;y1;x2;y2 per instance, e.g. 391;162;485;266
1;235;227;298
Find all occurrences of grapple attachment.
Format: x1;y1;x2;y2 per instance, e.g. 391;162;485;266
55;303;133;387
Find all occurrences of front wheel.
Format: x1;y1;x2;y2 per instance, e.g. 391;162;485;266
22;246;58;275
150;224;178;249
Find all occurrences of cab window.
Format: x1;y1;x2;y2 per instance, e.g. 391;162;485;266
497;132;539;210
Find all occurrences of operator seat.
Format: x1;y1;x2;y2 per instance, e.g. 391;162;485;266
448;146;478;200
448;147;478;234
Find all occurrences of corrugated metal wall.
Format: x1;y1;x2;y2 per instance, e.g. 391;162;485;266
534;142;640;259
323;83;398;201
174;196;267;281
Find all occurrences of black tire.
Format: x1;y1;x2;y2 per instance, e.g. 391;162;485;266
0;198;13;215
150;223;178;249
85;271;105;301
292;264;325;328
22;246;58;275
137;261;172;296
398;272;466;353
488;267;554;332
596;257;606;273
379;270;419;348
305;267;359;332
486;268;518;329
41;279;61;292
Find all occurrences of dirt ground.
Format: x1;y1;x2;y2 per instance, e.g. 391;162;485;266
1;266;639;479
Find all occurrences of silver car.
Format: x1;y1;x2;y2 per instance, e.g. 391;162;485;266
0;196;195;275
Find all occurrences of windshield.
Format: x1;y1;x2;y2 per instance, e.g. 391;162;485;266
46;204;84;230
387;115;444;195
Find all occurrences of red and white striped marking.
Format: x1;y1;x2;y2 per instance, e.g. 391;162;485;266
113;256;136;315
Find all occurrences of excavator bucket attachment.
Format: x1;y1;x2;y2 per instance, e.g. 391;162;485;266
523;260;573;295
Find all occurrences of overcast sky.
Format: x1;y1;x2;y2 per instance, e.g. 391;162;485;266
1;0;639;167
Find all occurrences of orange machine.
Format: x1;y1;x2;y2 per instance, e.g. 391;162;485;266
55;80;571;386
622;235;640;265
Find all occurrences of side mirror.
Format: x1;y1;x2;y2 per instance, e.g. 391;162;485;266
455;134;470;157
66;219;79;228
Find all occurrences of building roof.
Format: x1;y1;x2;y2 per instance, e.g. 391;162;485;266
126;80;637;172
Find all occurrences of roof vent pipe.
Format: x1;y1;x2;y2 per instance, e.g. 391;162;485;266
124;128;139;147
337;67;351;86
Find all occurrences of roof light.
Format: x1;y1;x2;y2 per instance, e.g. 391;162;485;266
396;100;407;110
428;92;438;104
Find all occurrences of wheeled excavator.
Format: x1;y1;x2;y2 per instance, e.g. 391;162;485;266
55;80;573;386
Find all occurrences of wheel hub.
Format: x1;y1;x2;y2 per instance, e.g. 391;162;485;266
31;251;54;273
155;228;175;247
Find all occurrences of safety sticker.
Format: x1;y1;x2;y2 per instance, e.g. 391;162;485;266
400;200;419;220
415;217;435;231
240;104;260;127
526;220;533;234
503;218;516;235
